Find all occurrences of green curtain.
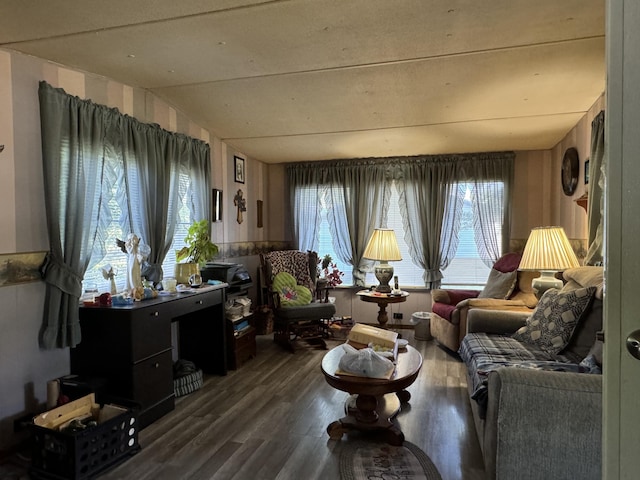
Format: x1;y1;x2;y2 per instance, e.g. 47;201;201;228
466;153;515;266
287;160;390;286
288;152;514;289
326;161;390;285
396;157;465;289
121;117;210;282
585;110;605;266
287;163;324;250
38;81;210;348
38;82;108;348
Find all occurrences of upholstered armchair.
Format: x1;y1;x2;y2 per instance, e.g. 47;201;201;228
260;250;336;352
430;252;538;352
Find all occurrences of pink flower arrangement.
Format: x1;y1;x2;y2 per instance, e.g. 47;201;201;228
319;254;344;287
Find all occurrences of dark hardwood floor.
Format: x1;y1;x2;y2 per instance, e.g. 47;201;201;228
101;330;485;480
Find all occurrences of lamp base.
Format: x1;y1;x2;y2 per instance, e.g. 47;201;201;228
531;271;563;299
374;262;394;294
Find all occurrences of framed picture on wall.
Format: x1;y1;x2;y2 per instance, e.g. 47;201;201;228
212;189;222;222
234;156;245;184
257;200;263;228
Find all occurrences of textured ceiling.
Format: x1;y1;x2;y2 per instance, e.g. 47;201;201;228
1;0;605;163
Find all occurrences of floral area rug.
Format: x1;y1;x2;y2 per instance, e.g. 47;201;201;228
340;440;442;480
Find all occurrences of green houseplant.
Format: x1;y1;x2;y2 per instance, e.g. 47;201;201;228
175;220;219;284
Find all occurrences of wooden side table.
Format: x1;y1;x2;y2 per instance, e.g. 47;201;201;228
321;344;423;445
356;290;409;327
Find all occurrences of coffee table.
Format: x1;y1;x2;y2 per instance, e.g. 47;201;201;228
321;344;422;445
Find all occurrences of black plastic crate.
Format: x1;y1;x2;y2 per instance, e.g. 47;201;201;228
29;400;140;480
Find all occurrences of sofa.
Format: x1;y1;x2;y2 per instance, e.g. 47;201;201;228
430;252;539;352
458;266;603;480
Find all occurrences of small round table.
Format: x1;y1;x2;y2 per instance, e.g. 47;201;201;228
321;344;423;445
357;290;408;327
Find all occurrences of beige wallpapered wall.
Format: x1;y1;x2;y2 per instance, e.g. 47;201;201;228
510;93;604;251
5;47;601;257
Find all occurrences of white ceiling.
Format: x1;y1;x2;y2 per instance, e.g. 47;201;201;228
1;0;605;164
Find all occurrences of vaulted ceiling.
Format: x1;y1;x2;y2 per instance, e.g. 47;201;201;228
1;0;605;163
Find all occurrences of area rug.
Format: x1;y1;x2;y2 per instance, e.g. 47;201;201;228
340;441;442;480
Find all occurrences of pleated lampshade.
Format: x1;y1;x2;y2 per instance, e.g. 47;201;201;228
519;226;580;298
519;226;580;271
363;229;402;262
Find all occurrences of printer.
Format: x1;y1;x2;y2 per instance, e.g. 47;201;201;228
201;262;253;294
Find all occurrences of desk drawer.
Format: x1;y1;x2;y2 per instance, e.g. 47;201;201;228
130;307;171;362
132;349;174;410
172;289;223;317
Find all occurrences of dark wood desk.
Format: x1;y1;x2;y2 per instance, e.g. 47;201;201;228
321;344;422;445
71;285;227;428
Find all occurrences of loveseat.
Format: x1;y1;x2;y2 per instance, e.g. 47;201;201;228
458;266;603;480
430;252;539;352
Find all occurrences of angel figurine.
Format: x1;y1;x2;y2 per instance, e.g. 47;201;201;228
101;264;118;295
125;233;143;291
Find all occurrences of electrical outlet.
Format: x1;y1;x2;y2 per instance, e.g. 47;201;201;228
393;313;403;320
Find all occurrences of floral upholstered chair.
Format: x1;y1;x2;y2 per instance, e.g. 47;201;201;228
260;250;336;352
430;252;538;352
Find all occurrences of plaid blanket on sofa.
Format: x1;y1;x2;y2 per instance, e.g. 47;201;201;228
459;333;583;414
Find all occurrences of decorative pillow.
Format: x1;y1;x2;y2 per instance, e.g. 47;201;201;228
587;330;604;368
512;286;596;355
562;298;603;361
272;272;312;307
477;269;518;299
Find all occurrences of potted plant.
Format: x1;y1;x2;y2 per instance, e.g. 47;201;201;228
175;220;219;284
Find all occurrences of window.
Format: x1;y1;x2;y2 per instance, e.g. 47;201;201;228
440;185;492;288
303;181;501;289
311;184;423;287
82;161;199;293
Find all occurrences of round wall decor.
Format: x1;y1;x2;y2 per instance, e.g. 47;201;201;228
561;147;579;196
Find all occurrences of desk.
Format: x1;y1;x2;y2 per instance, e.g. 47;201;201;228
321;344;422;445
357;290;408;327
71;285;227;428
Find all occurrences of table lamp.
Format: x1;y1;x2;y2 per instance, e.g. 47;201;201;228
519;226;580;298
363;228;402;293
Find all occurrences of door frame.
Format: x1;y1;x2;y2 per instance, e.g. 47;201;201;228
603;0;640;477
